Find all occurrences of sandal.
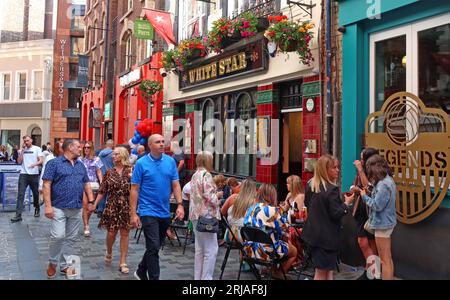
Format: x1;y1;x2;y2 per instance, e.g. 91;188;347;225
119;264;129;274
104;252;113;263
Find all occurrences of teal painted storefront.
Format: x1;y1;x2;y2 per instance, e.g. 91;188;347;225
340;0;450;279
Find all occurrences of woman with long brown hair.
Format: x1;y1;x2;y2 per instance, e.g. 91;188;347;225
301;155;355;280
359;154;397;280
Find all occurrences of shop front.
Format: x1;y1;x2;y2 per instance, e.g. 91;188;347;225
114;52;163;145
163;34;321;195
340;0;450;278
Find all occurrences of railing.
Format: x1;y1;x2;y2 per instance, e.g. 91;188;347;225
232;0;280;19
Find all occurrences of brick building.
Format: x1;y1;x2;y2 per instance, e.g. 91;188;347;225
50;0;86;144
80;0;168;148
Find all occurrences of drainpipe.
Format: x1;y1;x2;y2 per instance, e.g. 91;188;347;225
325;0;333;155
99;0;112;143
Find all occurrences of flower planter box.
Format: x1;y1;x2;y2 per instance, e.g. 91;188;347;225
278;39;298;52
257;17;270;32
186;48;203;61
221;31;241;49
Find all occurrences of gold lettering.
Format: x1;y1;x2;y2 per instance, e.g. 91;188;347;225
225;58;232;73
196;69;202;82
239;52;247;69
205;65;211;80
219;60;226;75
210;62;217;78
231;55;238;72
189;70;196;84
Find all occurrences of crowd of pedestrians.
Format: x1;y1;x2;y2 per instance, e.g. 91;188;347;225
5;133;397;281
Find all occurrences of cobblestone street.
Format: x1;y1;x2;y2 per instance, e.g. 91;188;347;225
0;210;363;280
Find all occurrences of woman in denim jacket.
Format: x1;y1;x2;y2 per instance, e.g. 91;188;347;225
359;154;397;280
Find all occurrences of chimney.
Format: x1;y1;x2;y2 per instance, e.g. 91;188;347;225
23;0;30;41
44;0;53;39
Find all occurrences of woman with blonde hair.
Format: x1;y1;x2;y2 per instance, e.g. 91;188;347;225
189;151;222;280
243;184;297;279
81;141;103;237
280;175;305;220
301;155;355;280
221;178;257;242
90;146;133;274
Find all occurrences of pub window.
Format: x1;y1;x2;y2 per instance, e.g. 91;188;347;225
93;19;98;46
280;80;303;109
234;92;256;177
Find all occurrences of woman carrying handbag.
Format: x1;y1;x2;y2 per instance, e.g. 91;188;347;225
189;151;223;280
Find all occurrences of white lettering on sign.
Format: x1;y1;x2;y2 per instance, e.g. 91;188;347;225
119;69;141;87
58;39;66;101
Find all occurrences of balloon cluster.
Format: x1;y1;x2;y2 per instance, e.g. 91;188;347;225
129;118;154;150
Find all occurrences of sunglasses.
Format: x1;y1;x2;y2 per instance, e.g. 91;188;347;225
84;146;91;149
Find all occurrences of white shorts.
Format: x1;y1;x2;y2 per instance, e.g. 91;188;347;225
374;228;394;238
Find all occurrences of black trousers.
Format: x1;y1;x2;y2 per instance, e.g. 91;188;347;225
138;216;171;280
16;174;39;215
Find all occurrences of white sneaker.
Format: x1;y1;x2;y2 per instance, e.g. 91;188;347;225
84;228;90;237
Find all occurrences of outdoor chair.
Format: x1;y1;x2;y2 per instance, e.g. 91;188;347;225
219;212;243;280
239;226;288;280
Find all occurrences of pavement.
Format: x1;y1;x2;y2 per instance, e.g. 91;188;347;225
0;209;364;280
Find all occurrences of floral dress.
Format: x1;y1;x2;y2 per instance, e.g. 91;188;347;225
98;166;132;231
243;202;289;260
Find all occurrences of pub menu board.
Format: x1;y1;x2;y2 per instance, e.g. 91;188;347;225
1;173;31;211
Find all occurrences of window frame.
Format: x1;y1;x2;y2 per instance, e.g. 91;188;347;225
31;69;44;100
0;72;12;101
15;71;28;101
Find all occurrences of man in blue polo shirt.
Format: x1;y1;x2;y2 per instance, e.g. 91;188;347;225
42;139;95;279
130;134;184;280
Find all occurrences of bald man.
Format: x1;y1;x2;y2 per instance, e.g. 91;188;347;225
130;134;184;280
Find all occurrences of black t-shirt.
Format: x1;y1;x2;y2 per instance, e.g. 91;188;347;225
172;153;186;179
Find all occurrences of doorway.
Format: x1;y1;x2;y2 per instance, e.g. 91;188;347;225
279;111;303;201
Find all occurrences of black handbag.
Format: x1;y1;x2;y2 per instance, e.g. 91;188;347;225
196;215;219;233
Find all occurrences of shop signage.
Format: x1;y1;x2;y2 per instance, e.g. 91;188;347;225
104;102;111;122
134;19;154;40
119;69;141;88
179;39;268;90
306;98;315;112
89;108;102;128
58;39;66;101
365;92;450;224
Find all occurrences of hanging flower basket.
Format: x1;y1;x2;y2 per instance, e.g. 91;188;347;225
186;48;203;60
264;16;314;65
278;39;298;52
139;80;162;101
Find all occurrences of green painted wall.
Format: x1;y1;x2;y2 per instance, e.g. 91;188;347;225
339;0;419;26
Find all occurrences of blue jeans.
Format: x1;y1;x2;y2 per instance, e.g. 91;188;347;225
16;174;39;215
138;216;171;280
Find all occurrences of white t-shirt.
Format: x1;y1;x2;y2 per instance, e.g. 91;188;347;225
20;145;42;175
182;181;191;202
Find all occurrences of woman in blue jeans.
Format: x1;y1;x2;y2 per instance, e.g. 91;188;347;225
359;154;397;280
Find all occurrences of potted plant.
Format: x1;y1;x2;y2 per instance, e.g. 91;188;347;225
178;37;207;66
139;80;162;100
207;17;240;53
264;16;314;65
233;11;258;39
162;49;180;71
